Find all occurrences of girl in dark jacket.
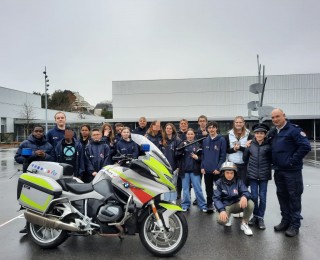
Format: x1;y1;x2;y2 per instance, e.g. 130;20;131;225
177;128;207;212
101;122;116;164
145;120;163;149
116;127;139;159
243;123;272;230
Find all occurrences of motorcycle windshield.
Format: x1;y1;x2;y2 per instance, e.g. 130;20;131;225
131;133;172;172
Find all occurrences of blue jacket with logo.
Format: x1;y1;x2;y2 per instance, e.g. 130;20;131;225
213;177;252;212
201;135;227;173
85;140;110;174
177;141;202;176
53;137;84;177
268;122;311;171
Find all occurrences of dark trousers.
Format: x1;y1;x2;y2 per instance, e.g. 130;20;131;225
249;179;268;218
204;173;220;206
274;170;304;229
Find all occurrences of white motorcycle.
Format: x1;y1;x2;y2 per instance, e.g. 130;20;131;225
17;134;188;256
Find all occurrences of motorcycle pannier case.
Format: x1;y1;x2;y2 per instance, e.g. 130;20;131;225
17;173;62;213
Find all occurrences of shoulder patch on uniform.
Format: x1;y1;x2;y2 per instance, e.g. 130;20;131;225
300;131;306;137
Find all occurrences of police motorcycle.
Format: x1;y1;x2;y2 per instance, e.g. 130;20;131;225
17;134;188;257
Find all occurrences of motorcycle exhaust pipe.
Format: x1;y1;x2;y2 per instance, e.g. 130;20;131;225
98;225;124;237
24;210;79;232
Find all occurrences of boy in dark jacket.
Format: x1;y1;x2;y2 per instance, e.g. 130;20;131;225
84;129;110;183
15;125;54;172
243;123;272;230
201;121;226;213
213;162;254;236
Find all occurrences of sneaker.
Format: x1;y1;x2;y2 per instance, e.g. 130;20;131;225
274;221;290;232
241;223;253;236
233;212;244;218
285;226;299;237
258;218;266;230
201;208;207;213
225;215;233;227
248;216;258;226
193;199;198;205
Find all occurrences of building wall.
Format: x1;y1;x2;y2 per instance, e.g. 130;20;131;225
112;73;320;120
0;86;105;135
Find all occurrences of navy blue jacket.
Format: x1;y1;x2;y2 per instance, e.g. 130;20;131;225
268;122;311;171
177;130;187;141
243;138;272;181
177;141;202;176
201;135;227;173
213;177;252;212
46;125;76;148
101;136;116;164
85;140;110;175
116;138;139;159
132;126;147;136
53;137;84;177
161;136;181;171
145;132;163;149
15;134;54;172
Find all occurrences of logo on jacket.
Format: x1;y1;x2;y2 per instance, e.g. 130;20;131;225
233;189;238;194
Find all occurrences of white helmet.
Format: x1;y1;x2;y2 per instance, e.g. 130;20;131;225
220;161;238;173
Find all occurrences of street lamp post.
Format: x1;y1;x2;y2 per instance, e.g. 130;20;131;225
43;67;49;133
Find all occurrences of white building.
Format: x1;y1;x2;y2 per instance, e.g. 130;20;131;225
0;86;105;142
112;73;320;140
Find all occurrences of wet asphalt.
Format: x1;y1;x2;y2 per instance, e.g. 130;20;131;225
0;146;320;260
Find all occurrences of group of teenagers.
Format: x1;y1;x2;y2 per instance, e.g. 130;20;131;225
15;108;311;237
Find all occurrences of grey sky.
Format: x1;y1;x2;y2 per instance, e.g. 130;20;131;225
1;0;320;105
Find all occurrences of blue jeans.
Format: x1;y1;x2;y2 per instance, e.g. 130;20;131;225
181;173;206;210
249;179;268;218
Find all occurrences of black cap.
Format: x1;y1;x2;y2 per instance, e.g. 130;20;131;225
252;123;269;133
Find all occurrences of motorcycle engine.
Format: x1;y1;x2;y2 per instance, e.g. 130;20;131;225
97;203;123;222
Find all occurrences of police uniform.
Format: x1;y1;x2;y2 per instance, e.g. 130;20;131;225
268;121;311;234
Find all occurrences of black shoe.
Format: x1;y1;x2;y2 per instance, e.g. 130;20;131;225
285;226;299;237
258;218;266;230
19;227;27;234
207;206;215;214
274;222;290;232
248;216;258;226
193;199;198;205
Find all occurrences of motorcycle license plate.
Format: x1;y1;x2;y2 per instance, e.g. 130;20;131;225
161;191;177;201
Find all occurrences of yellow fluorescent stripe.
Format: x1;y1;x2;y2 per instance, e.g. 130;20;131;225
20;174;54;191
20;193;52;212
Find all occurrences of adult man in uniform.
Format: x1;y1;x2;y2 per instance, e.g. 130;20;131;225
269;108;311;237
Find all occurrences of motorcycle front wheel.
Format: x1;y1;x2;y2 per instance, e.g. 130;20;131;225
27;221;68;249
139;211;188;257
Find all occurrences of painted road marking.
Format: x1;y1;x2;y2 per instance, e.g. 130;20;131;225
0;214;24;228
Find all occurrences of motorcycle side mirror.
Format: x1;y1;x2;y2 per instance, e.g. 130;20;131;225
141;144;150;152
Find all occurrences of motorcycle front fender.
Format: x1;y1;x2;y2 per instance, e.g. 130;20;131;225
159;202;183;228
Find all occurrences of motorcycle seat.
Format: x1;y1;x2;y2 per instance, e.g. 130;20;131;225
66;182;94;194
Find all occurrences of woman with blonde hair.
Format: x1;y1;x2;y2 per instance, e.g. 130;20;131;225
225;116;253;185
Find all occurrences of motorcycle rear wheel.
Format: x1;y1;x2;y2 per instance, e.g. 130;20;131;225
27;221;68;249
139;211;188;256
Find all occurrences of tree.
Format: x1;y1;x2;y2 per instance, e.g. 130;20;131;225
101;109;113;119
48;90;76;111
20;102;35;138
